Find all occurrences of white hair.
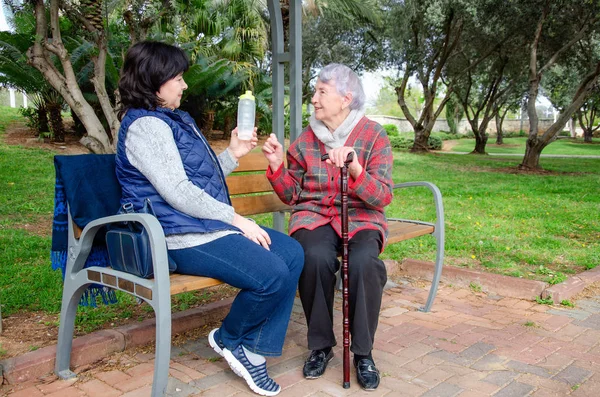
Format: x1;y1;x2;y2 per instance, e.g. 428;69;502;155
318;64;366;110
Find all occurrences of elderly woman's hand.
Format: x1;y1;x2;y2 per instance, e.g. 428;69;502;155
228;127;258;160
262;133;284;171
326;146;363;179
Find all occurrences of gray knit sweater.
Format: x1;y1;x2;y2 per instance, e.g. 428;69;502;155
125;116;240;250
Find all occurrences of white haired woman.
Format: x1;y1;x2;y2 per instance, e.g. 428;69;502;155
262;63;393;390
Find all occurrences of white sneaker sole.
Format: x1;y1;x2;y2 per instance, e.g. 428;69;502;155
208;329;224;357
223;348;281;396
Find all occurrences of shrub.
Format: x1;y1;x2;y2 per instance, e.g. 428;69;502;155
428;135;443;150
389;135;443;150
383;124;400;137
389;136;412;150
432;132;455;141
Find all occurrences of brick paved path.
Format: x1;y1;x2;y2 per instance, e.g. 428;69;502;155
3;280;600;397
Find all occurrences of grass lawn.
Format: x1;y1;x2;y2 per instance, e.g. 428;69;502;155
448;136;600;155
1;105;599;332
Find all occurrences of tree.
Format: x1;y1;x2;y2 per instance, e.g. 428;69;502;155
300;1;384;107
26;0;116;153
518;0;600;170
576;85;600;142
384;0;468;152
0;19;66;140
443;0;528;153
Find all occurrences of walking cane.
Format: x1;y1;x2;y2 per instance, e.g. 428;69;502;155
322;152;354;389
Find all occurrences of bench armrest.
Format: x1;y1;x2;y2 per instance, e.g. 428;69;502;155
391;181;444;239
66;211;170;285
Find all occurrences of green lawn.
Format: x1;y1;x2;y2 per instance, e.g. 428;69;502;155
448;136;600;155
1;106;599;327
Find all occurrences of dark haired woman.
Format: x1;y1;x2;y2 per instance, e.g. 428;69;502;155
116;41;303;397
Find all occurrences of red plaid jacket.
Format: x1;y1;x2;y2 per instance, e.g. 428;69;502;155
267;116;393;250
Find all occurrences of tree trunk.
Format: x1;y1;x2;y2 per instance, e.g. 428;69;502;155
495;114;504;145
28;0;113;153
411;127;430;153
472;135;489;154
583;128;593;143
37;105;49;135
223;115;233;140
519;137;547;170
471;125;488;154
47;102;64;142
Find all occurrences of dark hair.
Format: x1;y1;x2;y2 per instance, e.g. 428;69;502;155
117;41;189;120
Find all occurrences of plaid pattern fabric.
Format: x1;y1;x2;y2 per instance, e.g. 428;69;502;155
267;117;393;250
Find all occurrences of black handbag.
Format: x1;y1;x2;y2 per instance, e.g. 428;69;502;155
105;198;177;278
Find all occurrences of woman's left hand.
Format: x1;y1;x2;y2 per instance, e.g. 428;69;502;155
326;146;363;179
228;127;258;160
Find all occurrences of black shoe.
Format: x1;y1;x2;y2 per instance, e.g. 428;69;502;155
303;349;334;379
354;358;380;391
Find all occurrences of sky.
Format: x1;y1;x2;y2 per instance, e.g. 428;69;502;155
1;5;9;31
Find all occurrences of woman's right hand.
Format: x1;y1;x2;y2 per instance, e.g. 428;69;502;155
262;133;284;171
233;213;271;250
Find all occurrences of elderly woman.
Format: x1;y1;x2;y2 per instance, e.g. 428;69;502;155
116;41;303;396
262;63;393;390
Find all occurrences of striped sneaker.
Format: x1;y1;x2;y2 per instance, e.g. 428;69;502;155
208;328;225;357
223;345;281;396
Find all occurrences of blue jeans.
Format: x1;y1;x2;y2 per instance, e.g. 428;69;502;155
168;227;304;356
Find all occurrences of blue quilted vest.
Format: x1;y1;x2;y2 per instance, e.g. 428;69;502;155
116;107;238;236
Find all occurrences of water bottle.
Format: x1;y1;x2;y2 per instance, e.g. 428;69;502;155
237;91;255;140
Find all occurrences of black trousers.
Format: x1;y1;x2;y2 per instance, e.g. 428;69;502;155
292;225;387;356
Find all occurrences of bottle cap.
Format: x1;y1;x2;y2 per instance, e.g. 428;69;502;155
239;90;255;101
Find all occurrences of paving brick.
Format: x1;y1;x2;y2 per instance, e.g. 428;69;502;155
165;376;200;396
492;381;535;397
120;385;152;397
482;371;518;386
535;351;574;374
36;378;79;394
573;329;600;347
470;354;507;371
459;342;495;361
43;387;85;397
547;308;591;321
77;379;123;397
96;369;132;385
516;373;572;395
411;367;453;389
379;377;427;397
420;382;463;397
189;369;239;392
542;315;574;332
552;365;592;386
7;386;45;397
506;360;552;378
574;313;600;330
113;371;154;393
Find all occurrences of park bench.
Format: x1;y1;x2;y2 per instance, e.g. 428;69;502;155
53;151;444;396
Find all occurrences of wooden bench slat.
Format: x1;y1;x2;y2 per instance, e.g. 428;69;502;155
234;154;286;172
231;193;291;216
386;221;434;244
226;174;275;195
168;274;224;295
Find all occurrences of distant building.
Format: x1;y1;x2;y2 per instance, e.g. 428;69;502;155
0;87;29;108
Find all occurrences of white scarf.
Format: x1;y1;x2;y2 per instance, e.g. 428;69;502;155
309;108;365;151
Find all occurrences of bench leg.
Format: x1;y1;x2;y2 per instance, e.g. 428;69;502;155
55;284;87;379
420;233;445;313
150;297;172;397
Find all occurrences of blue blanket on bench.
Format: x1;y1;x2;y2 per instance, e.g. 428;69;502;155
51;154;122;306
